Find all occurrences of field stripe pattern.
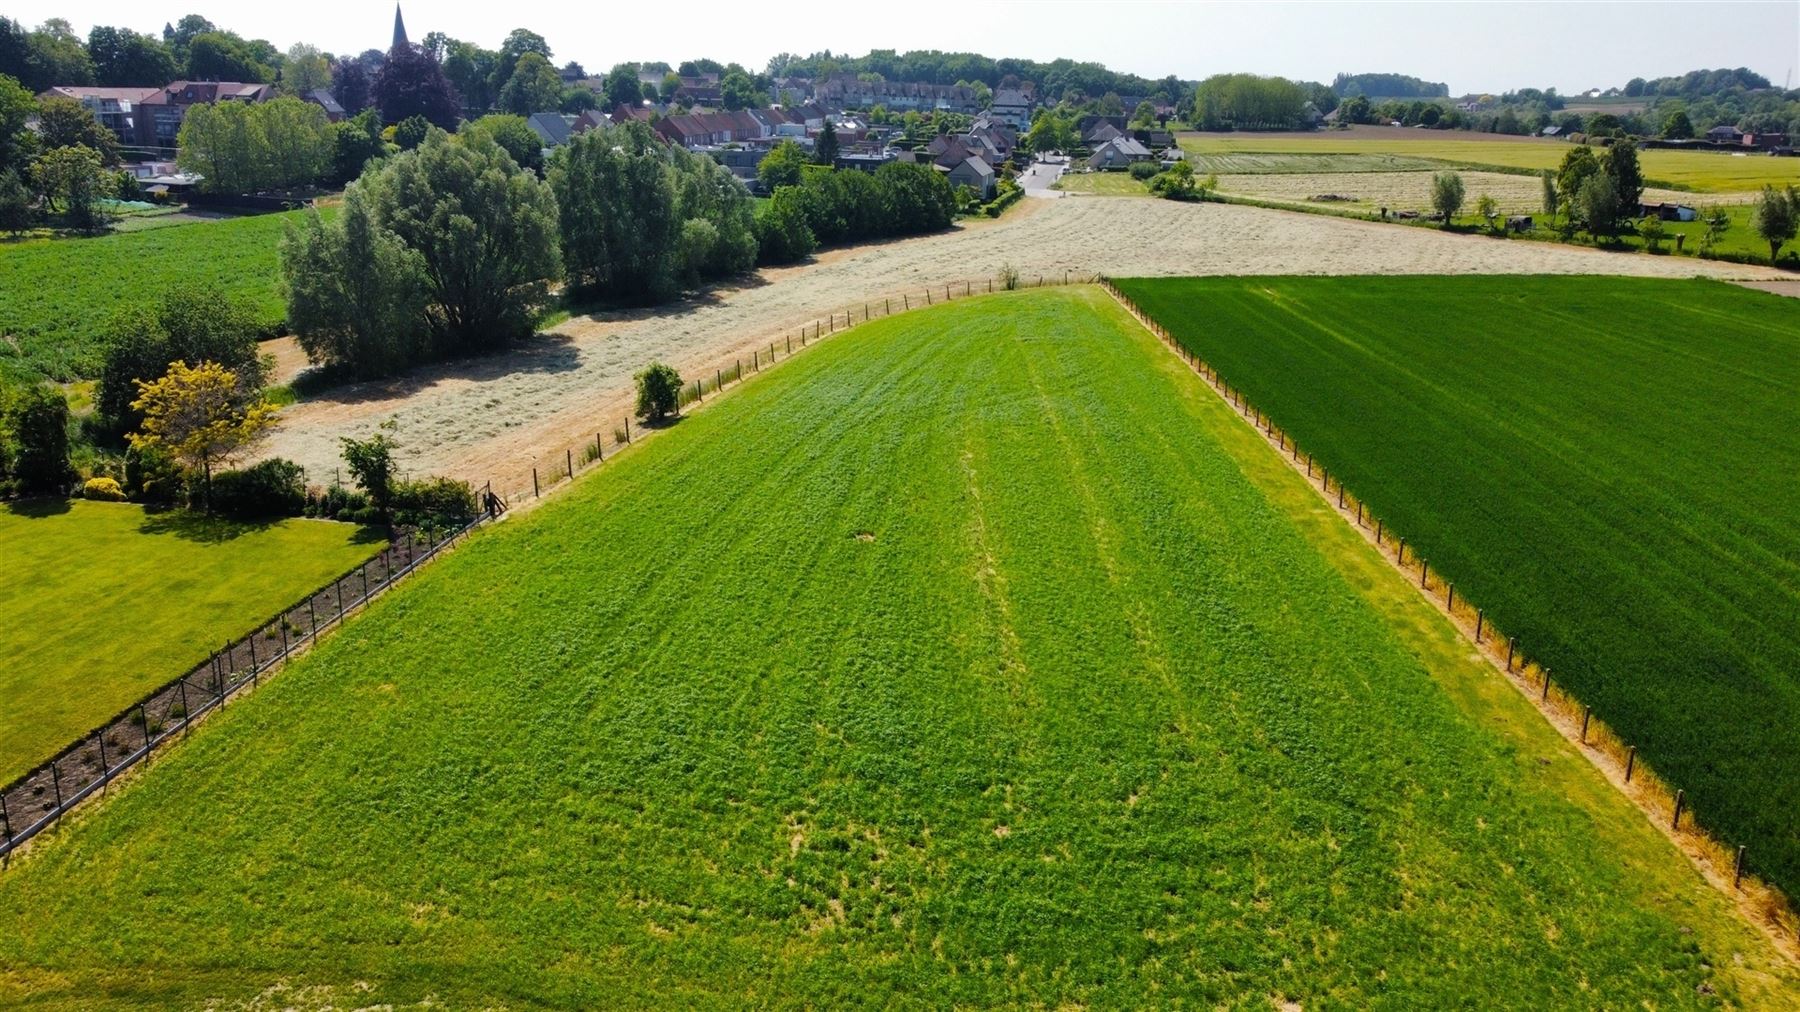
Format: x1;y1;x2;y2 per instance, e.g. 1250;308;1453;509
1116;274;1800;902
0;288;1790;1008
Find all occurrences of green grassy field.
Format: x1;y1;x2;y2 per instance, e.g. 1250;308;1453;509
0;500;384;785
1116;275;1800;901
0;210;317;386
0;288;1792;1008
1178;131;1800;192
1050;171;1151;196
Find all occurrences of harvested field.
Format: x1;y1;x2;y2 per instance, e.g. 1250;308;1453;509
1213;170;1749;214
1183;151;1438;174
262;198;1787;494
1180;127;1800;192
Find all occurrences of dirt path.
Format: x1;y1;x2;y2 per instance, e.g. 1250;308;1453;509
263;197;1788;492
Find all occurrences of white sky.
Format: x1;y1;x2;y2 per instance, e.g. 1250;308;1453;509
11;1;1800;95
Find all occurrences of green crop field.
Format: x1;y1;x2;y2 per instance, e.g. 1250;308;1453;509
0;210;318;387
1116;275;1800;900
1178;131;1800;192
1;288;1792;1008
0;500;384;785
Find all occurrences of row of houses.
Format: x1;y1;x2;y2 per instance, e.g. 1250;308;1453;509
39;81;346;149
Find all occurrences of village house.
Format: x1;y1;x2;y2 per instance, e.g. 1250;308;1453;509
988;87;1035;130
1087;135;1153;171
1705;124;1742;143
130;81;275;148
943;154;997;199
35;86;160;143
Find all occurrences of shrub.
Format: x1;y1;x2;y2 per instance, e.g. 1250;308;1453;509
209;458;307;518
6;385;76;496
304;484;370;520
390;476;477;532
125;443;184;503
635;363;682;422
1128;161;1159;181
756;186;817;264
998;263;1021;291
81;477;126;501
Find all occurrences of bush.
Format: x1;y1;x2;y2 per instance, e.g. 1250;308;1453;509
390;476;477;532
209;458;307;518
125;443;184;504
756;186;817;264
6;385;75;496
82;477;126;501
635;362;683;422
1128;161;1159;181
304;484;370;521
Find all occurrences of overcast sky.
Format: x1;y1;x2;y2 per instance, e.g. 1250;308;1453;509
12;1;1800;95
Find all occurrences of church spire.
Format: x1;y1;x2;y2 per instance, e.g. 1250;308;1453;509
392;4;409;50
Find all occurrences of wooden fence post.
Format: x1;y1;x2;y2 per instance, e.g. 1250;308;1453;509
1625;745;1636;781
1672;789;1685;829
567;449;573;478
1580;706;1591;743
533;468;540;498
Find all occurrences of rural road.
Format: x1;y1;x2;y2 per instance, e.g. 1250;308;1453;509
262;197;1790;496
1019;157;1067;197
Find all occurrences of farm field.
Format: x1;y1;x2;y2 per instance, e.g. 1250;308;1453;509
0;500;384;785
1179;128;1800;192
1049;170;1152;195
1116;275;1800;901
1;288;1794;1007
1212;170;1736;214
1182;151;1440;174
0;209;318;386
258;197;1783;499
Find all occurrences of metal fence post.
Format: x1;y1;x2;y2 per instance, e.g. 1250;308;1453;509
179;679;191;736
96;734;109;793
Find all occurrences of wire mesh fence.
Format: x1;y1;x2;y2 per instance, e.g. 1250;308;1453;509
2;271;1094;862
493;270;1102;508
0;518;484;860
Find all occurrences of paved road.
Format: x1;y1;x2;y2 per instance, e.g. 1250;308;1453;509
1018;157;1066;197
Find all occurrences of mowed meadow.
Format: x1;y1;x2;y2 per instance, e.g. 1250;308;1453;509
1177;130;1800;192
0;501;385;784
1117;275;1800;900
1;288;1792;1008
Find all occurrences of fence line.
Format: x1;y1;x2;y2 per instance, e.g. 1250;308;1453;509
0;516;487;862
1096;277;1797;940
489;270;1101;509
1;272;1094;865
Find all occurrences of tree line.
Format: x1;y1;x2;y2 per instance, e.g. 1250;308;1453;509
281;123;955;380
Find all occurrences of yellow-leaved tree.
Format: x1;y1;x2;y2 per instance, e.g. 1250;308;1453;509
129;360;279;512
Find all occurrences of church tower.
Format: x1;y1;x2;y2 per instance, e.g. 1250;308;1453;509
392;4;409;49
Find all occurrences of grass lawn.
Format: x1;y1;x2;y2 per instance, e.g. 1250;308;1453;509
1050;170;1150;195
0;288;1792;1008
1178;130;1800;192
1117;275;1800;901
0;209;321;386
0;500;385;784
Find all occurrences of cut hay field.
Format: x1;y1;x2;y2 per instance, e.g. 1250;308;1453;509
1178;130;1800;192
0;501;384;785
1213;170;1737;214
2;288;1793;1008
0;210;316;386
1116;275;1800;902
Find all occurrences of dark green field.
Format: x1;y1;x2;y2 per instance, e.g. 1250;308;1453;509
1117;274;1800;898
1;288;1791;1008
0;210;314;386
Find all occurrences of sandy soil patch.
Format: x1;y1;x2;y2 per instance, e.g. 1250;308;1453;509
263;198;1788;494
1216;171;1752;213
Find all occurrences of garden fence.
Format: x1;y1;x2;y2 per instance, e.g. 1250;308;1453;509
0;516;486;860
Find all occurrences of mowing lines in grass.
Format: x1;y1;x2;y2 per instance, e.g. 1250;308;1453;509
1117;274;1800;903
0;289;1791;1007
